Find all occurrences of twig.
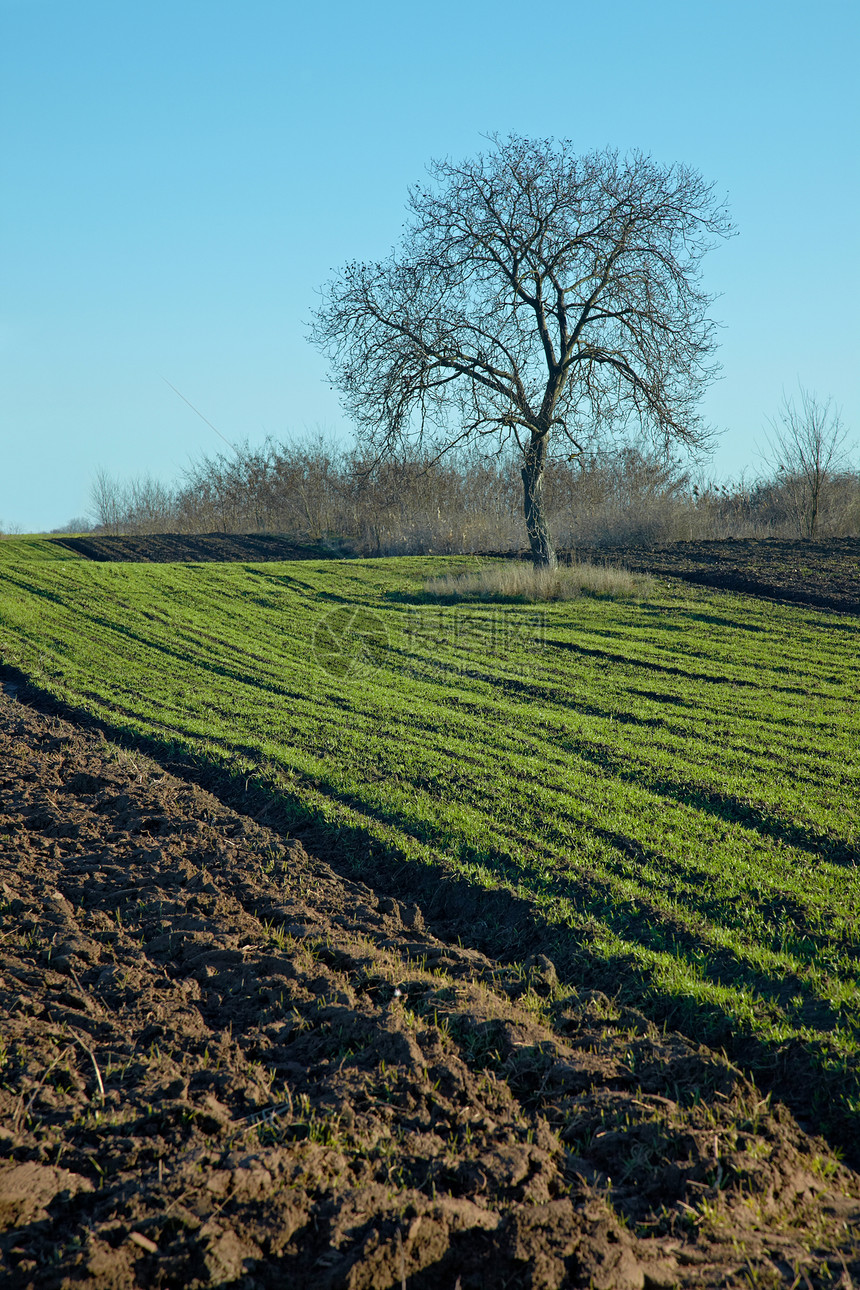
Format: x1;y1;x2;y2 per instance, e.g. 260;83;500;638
226;1090;294;1142
69;966;103;1015
71;1035;105;1103
129;1231;159;1255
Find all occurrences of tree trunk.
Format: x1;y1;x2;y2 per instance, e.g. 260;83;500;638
808;470;821;538
521;436;557;568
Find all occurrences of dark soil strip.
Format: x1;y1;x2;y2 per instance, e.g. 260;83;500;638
52;534;351;563
568;537;860;616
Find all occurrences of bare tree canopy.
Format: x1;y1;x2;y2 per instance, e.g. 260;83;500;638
310;135;734;565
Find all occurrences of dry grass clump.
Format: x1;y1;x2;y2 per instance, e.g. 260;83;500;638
423;560;654;602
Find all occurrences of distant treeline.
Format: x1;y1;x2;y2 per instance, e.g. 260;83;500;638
74;437;860;551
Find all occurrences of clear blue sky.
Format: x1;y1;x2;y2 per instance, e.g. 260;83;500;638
2;0;858;531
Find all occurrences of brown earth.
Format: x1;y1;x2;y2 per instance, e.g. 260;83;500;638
570;537;860;615
1;695;859;1288
51;534;349;563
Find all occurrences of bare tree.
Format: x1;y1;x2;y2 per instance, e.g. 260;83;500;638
89;468;124;534
762;387;853;538
311;135;733;565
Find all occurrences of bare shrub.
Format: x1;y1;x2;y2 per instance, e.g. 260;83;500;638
89;470;175;535
89;469;125;534
546;448;697;546
87;428;858;547
423;560;654;602
50;517;94;534
173;435;344;537
338;448;522;556
122;476;176;534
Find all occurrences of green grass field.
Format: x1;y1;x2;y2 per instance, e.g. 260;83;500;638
1;540;859;1141
0;537;85;560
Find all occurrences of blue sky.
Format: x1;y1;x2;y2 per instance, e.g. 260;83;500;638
1;0;858;531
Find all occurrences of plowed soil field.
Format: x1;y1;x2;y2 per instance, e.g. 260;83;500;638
52;535;344;564
581;538;860;616
2;694;859;1289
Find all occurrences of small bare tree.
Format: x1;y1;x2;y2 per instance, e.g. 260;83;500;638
763;388;852;538
89;468;124;534
311;135;733;565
